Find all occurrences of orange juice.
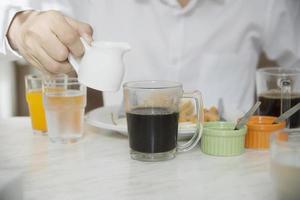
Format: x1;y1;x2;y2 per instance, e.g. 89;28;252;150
26;89;47;132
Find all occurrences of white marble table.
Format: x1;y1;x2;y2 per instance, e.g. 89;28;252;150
0;117;277;200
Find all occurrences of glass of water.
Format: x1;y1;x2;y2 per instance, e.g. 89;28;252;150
270;129;300;200
43;77;87;143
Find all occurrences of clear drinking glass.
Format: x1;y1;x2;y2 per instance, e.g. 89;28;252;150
256;67;300;128
25;75;47;134
270;129;300;200
123;80;204;161
43;77;87;143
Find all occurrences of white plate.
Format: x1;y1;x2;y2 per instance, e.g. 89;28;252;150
85;106;196;139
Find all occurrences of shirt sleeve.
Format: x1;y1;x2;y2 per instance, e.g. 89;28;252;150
262;0;300;68
0;0;74;61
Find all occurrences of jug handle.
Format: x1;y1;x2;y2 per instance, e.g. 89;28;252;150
68;37;91;74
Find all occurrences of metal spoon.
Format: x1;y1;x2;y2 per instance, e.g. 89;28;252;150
217;98;226;121
273;103;300;124
234;101;261;130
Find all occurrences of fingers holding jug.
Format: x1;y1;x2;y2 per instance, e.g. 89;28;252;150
7;10;93;74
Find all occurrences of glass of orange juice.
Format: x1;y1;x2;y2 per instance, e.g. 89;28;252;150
25;75;47;134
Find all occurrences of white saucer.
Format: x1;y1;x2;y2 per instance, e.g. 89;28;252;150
85;106;196;139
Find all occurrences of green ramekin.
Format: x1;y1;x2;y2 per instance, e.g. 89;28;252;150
200;122;247;156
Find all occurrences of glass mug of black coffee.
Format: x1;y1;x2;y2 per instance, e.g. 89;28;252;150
123;80;203;161
256;67;300;128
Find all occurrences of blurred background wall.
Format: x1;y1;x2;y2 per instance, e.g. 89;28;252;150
0;53;275;118
0;61;17;117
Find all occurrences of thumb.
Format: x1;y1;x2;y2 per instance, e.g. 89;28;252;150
64;16;94;44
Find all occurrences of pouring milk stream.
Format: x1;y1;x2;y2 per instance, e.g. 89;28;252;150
68;38;131;91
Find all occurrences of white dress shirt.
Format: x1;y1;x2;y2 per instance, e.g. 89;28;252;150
0;0;299;119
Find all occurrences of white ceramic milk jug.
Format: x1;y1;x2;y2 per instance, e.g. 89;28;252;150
68;38;131;91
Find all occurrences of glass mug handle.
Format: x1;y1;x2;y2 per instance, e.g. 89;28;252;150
177;90;204;153
279;78;291;127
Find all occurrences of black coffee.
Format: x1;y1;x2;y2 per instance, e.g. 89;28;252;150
258;92;300;128
126;107;179;153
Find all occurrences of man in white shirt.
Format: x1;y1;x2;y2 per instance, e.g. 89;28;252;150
1;0;299;118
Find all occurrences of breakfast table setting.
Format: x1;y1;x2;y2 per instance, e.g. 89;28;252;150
1;38;300;200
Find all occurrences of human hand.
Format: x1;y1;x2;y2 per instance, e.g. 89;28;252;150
7;10;93;74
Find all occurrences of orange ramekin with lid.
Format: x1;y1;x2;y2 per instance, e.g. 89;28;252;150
245;116;286;149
